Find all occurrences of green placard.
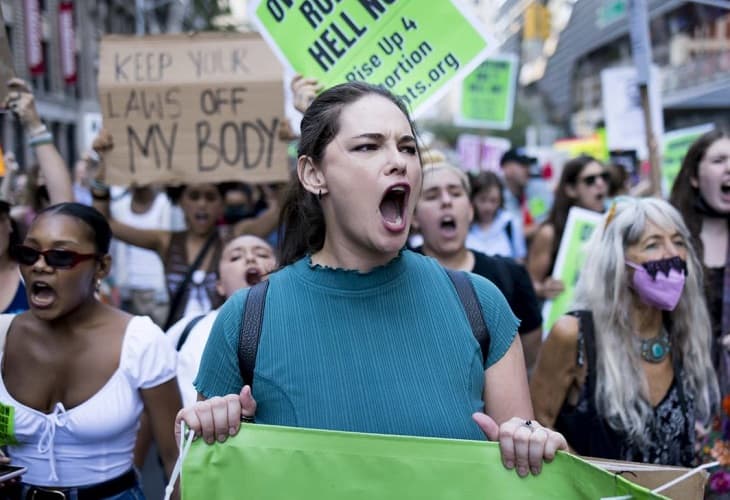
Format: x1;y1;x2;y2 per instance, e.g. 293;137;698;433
0;402;18;445
252;0;494;118
457;54;517;130
182;423;666;499
542;207;603;334
661;123;714;195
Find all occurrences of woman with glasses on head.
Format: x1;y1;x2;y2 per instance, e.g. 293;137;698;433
527;156;608;301
530;197;717;465
0;202;181;498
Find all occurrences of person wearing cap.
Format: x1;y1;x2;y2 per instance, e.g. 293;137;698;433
501;149;540;238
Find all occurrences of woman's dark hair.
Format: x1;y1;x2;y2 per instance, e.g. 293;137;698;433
545;155;600;262
606;163;628;198
165;183;226;205
469;171;504;222
278;81;420;266
0;203;22;252
36;202;112;254
669;128;727;256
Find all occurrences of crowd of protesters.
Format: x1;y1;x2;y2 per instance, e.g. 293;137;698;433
0;70;728;500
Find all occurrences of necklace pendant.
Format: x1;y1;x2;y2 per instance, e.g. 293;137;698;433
640;332;671;363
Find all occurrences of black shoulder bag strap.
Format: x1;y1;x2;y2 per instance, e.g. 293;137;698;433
505;220;517;257
175;314;206;351
237;280;270;388
235;270;491;388
163;231;218;330
446;269;491;366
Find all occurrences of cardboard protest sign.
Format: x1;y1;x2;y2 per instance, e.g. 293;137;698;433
0;3;16;104
601;66;663;159
542;207;603;336
182;423;666;499
98;33;289;186
457;53;517;130
251;0;495;118
661;123;714;195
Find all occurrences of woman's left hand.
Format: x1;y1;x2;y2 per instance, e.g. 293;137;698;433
472;413;568;477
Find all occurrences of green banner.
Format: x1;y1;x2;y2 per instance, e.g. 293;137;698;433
661;123;714;195
542;207;603;334
182;423;665;499
457;54;517;130
252;0;494;118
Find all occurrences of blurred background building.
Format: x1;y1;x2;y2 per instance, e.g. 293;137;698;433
0;0;230;170
1;0;728;164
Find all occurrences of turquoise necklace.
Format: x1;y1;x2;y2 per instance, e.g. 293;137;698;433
638;330;671;363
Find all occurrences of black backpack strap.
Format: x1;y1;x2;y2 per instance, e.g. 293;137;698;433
237;280;270;389
175;314;206;351
446;269;491;366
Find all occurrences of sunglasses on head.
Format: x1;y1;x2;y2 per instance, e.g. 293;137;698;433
13;245;98;269
579;171;610;187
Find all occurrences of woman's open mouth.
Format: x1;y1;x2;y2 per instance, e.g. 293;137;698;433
245;268;263;286
439;215;458;238
30;281;57;309
379;184;410;233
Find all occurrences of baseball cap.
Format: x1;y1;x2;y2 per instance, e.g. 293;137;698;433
500;148;536;168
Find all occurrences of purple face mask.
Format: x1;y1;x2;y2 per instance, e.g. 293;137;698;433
626;256;687;311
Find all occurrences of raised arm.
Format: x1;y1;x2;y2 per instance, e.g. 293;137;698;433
232;184;285;238
89;130;170;256
4;78;73;204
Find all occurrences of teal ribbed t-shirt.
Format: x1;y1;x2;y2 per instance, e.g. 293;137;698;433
195;250;518;441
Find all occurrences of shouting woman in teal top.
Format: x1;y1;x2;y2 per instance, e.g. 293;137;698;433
176;81;567;479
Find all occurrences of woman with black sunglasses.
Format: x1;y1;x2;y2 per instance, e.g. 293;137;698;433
1;202;181;498
527;156;608;301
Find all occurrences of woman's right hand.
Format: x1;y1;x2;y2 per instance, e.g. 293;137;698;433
4;78;42;130
175;385;257;445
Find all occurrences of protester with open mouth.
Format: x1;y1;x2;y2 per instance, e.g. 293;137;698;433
166;234;277;408
530;197;717;466
527;155;608;301
0;202;181;497
412;162;542;374
89;131;225;330
91;131;284;330
176;82;567;485
670;128;730;394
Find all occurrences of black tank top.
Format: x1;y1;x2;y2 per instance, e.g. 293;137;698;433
554;311;695;466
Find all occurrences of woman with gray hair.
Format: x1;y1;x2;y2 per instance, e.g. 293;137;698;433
530;197;718;465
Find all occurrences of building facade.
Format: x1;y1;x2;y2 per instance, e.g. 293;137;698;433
536;0;730;137
1;0;135;172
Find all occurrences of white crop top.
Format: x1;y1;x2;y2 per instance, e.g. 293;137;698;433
0;315;177;487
